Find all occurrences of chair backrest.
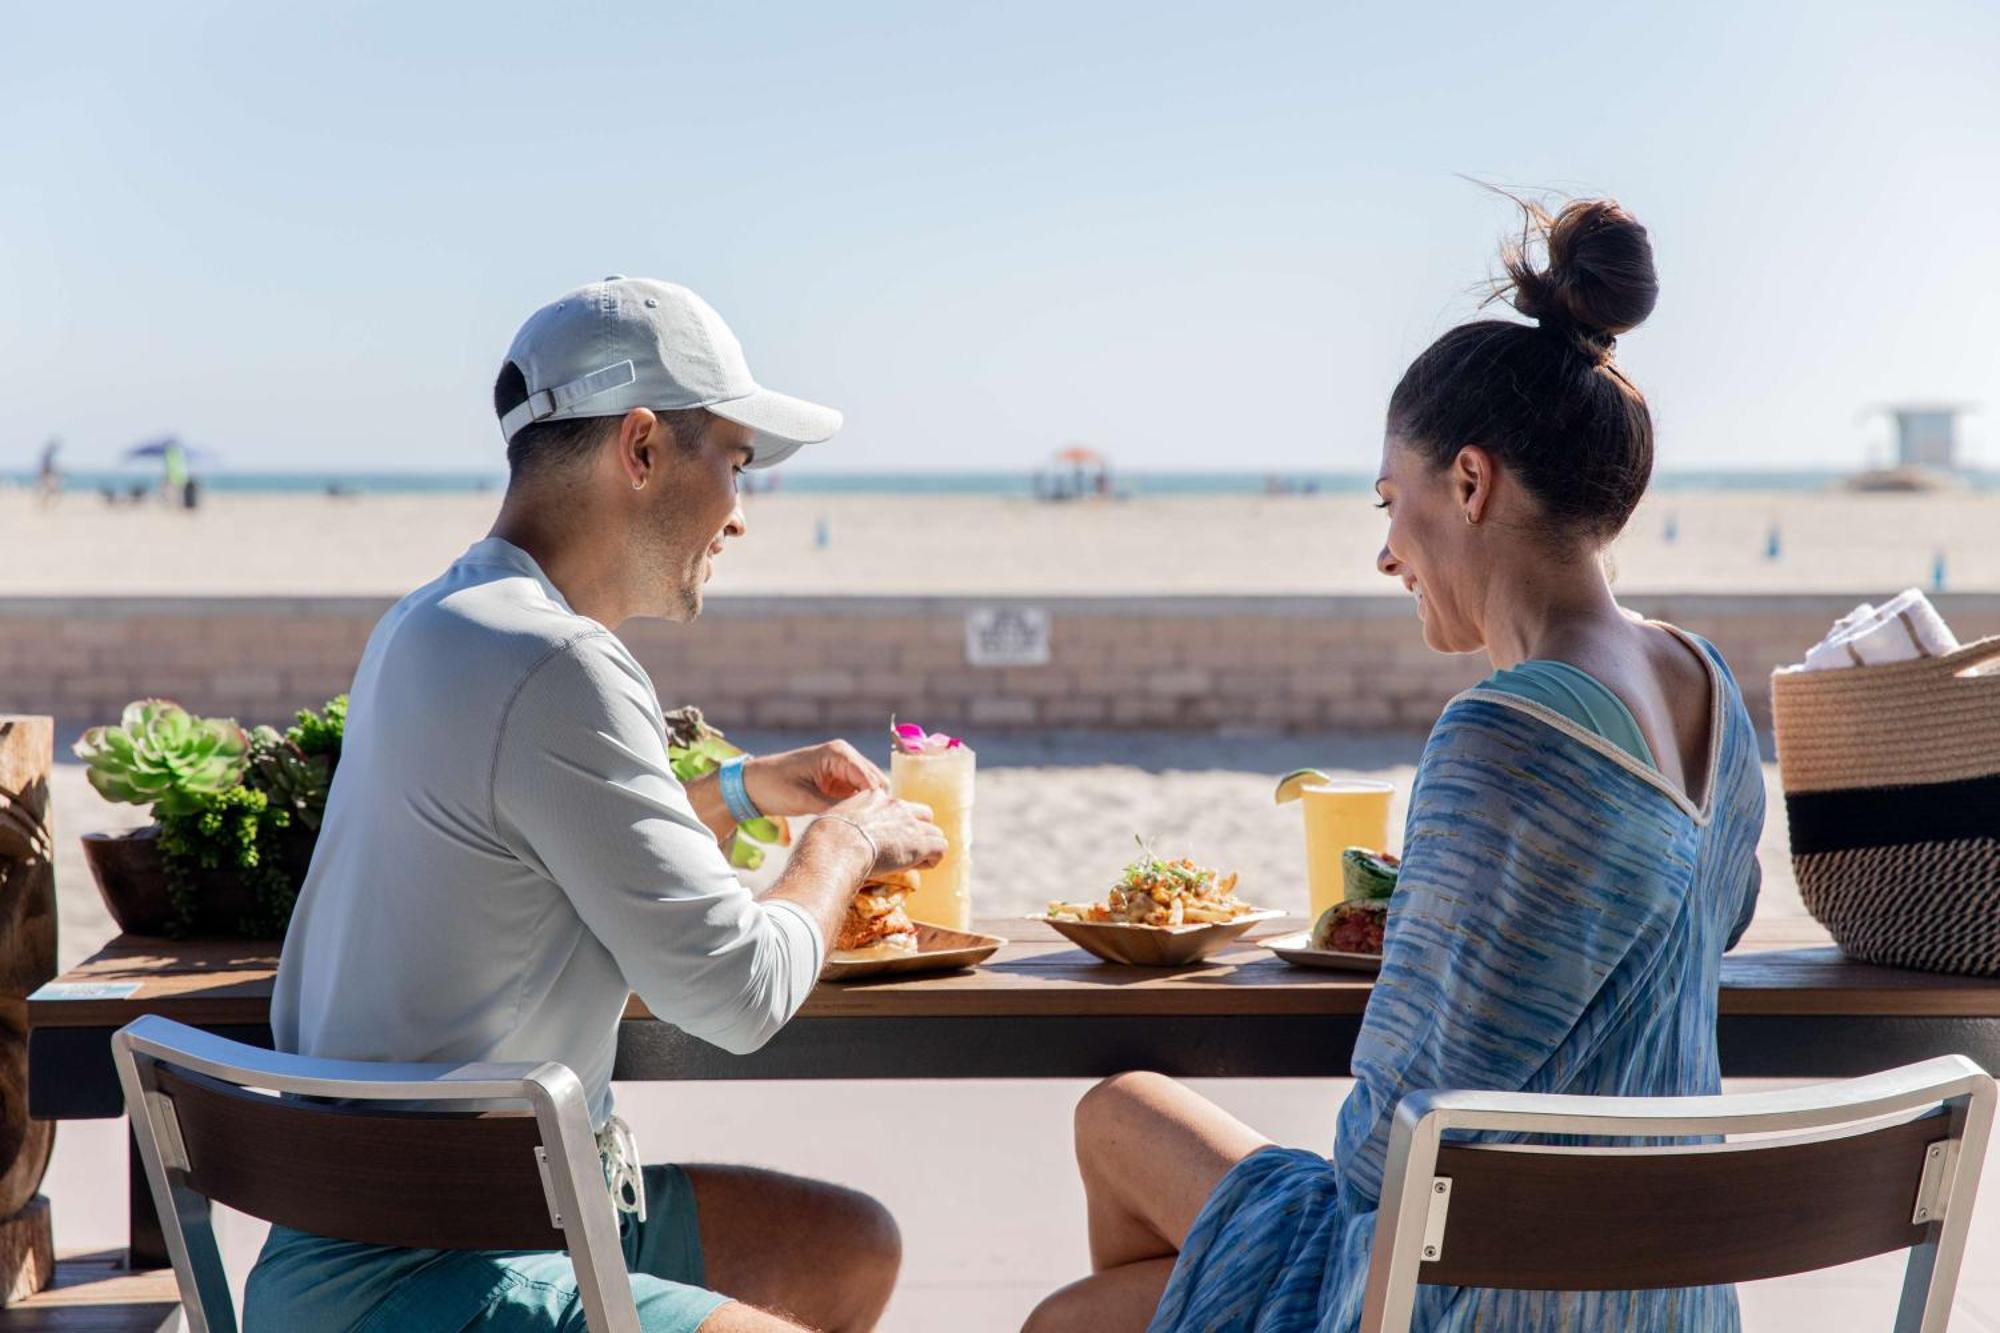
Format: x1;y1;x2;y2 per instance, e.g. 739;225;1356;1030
111;1015;642;1333
1361;1056;1995;1333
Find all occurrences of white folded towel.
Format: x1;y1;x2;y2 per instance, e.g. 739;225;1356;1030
1799;588;1959;673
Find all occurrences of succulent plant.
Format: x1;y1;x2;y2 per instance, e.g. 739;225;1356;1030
248;725;334;831
286;694;347;758
74;699;249;818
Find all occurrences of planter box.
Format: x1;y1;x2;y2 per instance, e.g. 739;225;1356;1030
80;827;308;939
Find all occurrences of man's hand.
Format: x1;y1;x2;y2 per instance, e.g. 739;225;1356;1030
764;789;948;959
743;740;887;818
814;788;948;878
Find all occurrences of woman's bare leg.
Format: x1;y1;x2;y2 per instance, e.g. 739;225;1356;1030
1023;1258;1175;1333
1024;1072;1271;1331
1077;1071;1270;1269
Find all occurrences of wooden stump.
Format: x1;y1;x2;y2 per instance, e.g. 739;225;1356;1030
0;717;58;1303
0;1195;52;1304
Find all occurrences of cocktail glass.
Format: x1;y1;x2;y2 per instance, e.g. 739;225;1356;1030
889;744;975;930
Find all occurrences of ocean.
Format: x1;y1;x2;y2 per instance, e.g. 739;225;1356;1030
12;469;1997;497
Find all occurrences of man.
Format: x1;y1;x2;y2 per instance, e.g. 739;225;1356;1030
250;277;947;1332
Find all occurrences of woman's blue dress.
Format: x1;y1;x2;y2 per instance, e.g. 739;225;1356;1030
1151;631;1765;1332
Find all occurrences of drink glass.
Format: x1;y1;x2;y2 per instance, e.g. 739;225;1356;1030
1301;780;1393;920
889;744;975;930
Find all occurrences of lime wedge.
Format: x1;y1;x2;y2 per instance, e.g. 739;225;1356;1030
1273;768;1333;804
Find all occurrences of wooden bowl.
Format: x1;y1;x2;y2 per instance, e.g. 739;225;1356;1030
1260;930;1383;974
821;923;1007;982
1029;909;1285;966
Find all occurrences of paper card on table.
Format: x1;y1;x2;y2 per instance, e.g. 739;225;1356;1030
31;981;142;1001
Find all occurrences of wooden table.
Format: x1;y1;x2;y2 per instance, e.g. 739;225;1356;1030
29;917;2000;1118
25;915;2000;1272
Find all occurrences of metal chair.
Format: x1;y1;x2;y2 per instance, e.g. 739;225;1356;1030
112;1014;643;1333
1361;1055;1995;1332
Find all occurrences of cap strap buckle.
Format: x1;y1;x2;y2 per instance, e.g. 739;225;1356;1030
499;359;638;441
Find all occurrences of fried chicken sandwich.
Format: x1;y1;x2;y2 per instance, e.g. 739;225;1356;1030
834;867;921;961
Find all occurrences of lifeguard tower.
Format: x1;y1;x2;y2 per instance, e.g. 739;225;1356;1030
1848;403;1975;491
1890;406;1966;470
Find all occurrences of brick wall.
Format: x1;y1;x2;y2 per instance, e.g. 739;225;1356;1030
7;593;1998;735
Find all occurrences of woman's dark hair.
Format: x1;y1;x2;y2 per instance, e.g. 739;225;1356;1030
1387;196;1660;542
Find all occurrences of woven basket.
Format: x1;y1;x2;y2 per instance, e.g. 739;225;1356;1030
1771;635;2000;976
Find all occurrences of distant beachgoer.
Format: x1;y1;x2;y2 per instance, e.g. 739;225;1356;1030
249;277;942;1333
1034;199;1765;1332
35;438;62;506
162;439;190;508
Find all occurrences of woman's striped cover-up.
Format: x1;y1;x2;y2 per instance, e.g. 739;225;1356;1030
1151;630;1766;1332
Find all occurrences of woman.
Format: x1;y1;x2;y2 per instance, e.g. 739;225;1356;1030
1029;198;1765;1332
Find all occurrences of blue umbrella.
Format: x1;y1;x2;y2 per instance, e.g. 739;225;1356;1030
122;436;217;464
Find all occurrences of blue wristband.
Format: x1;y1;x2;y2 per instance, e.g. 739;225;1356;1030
717;756;763;825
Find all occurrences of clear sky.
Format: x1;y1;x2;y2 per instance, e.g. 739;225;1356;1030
3;1;1997;475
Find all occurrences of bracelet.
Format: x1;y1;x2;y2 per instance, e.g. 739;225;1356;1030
716;756;763;825
818;814;879;870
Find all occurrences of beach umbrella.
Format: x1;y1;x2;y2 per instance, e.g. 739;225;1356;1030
122;436;217;464
1053;445;1106;468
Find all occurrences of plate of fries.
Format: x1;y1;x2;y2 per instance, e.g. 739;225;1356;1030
1034;845;1280;966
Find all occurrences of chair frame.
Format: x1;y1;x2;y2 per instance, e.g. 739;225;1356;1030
111;1015;643;1333
1361;1055;1995;1333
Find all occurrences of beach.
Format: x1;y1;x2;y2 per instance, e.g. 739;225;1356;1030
6;486;1999;597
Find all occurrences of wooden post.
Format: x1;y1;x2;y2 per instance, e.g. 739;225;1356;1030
0;718;57;1301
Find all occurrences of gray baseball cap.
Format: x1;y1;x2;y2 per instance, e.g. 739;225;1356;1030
498;276;841;469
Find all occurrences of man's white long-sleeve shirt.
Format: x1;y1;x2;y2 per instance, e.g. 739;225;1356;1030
271;538;823;1126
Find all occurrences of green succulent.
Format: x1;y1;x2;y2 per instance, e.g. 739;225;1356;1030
286;694;346;758
248;725;334;831
74;699;249;818
157;784;299;937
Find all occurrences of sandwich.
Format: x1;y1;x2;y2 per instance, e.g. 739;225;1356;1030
833;868;921;961
1310;899;1387;955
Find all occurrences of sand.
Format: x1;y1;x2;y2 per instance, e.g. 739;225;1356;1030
5;486;1997;598
51;727;1816;974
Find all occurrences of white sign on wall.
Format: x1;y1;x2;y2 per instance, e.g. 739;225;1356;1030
965;606;1052;667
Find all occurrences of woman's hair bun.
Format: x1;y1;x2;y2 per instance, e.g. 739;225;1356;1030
1500;198;1658;356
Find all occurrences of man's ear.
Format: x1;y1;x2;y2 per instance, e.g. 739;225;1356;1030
616;408;659;486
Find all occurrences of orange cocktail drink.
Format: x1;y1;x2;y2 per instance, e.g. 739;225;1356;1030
888;724;974;929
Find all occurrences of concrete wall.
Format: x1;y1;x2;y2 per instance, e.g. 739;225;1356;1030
7;593;1999;735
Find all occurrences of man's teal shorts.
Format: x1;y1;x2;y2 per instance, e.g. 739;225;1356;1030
244;1164;728;1332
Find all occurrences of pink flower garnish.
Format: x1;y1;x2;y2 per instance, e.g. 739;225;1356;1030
890;719;962;754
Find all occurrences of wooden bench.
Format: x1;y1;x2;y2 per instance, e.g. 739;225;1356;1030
0;1253;178;1332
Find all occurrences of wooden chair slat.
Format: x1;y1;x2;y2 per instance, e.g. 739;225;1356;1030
1422;1112;1941;1290
154;1065;567;1252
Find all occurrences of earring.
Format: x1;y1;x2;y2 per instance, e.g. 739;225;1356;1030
633;478;647;492
1464;509;1476;525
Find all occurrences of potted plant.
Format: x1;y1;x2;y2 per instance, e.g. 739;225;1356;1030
76;696;345;938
